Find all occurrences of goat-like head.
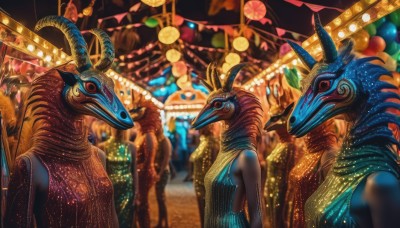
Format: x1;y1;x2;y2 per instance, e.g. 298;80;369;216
35;16;133;129
129;90;148;121
191;63;246;129
287;14;358;137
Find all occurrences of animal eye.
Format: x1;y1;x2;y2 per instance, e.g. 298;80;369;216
85;82;98;94
318;80;330;92
213;101;223;109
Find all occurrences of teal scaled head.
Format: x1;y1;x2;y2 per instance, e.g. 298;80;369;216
287;14;399;148
35;16;133;130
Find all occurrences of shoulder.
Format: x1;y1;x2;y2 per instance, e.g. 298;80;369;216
238;150;260;167
366;171;400;197
93;146;107;167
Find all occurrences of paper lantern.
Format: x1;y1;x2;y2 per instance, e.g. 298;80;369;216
172;61;187;77
244;0;267;21
144;17;159;28
222;62;232;73
166;49;181;63
158;26;180;44
141;0;165;7
211;32;225;48
233;36;249;52
225;53;240;65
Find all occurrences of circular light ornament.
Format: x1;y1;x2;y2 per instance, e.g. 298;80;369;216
166;49;181;63
141;0;165;7
244;0;267;21
158;26;180;44
172;61;187;77
222;62;232;73
233;36;249;52
225;53;241;65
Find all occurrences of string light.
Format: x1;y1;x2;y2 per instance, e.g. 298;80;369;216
349;23;357;32
338;31;345;38
362;13;371;22
37;50;44;57
27;44;35;52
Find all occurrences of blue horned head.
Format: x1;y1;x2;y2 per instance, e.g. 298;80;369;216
287;14;399;146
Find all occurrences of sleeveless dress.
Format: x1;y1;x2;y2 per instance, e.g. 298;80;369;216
204;150;249;228
305;145;400;227
104;138;135;228
18;148;114;227
264;142;296;228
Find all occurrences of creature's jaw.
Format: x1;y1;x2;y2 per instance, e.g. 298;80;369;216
85;101;134;130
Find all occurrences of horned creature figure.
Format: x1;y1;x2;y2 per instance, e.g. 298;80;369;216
288;14;400;227
192;63;263;228
5;16;133;227
129;90;163;228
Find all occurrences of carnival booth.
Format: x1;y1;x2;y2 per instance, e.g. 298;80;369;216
1;0;400;227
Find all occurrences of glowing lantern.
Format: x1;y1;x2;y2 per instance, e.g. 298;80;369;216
166;49;181;63
244;0;267;21
158;26;180;44
172;61;187;77
222;62;232;73
211;32;225;48
144;17;159;28
141;0;165;7
176;75;192;89
233;36;249;52
225;53;240;65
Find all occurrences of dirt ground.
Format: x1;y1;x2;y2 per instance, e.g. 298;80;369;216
149;172;201;228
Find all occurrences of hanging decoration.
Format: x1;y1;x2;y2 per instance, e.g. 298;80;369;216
166;48;181;63
144;17;159;28
83;0;96;16
222;62;232;73
233;36;249;52
172;61;187;77
64;0;78;23
158;26;180;44
141;0;165;7
225;52;241;65
176;74;192;89
211;32;225;48
244;0;267;21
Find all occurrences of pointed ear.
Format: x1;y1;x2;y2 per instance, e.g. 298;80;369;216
57;69;78;86
282;102;295;116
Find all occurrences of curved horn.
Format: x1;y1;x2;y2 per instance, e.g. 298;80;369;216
35;16;92;72
89;28;115;72
287;40;316;70
211;63;222;90
222;63;246;91
314;14;337;63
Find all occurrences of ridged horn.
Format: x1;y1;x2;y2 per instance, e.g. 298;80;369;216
89;28;115;72
35;16;92;72
287;40;316;70
211;63;222;90
131;89;135;103
222;63;247;91
200;78;213;92
314;14;337;63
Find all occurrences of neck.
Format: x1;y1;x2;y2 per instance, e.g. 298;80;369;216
275;127;293;143
305;119;337;153
29;70;90;160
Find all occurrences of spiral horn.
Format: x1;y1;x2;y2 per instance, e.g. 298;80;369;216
89;28;115;72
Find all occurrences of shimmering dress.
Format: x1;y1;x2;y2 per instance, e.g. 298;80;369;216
305;144;399;227
204;150;249;228
104;137;134;228
285;121;337;228
264;138;296;228
190;134;218;222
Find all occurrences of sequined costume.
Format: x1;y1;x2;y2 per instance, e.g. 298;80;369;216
154;131;171;228
192;63;264;228
4;16;133;227
262;103;298;228
284;120;337;228
130;91;162;228
287;14;400;228
190;126;219;227
102;135;136;228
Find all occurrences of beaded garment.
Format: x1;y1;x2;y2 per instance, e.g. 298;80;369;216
103;136;135;228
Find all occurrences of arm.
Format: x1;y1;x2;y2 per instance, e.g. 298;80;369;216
157;136;172;176
4;156;35;227
144;132;158;179
241;150;263;228
365;171;400;228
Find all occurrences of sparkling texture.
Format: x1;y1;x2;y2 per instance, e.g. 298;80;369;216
103;136;135;228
